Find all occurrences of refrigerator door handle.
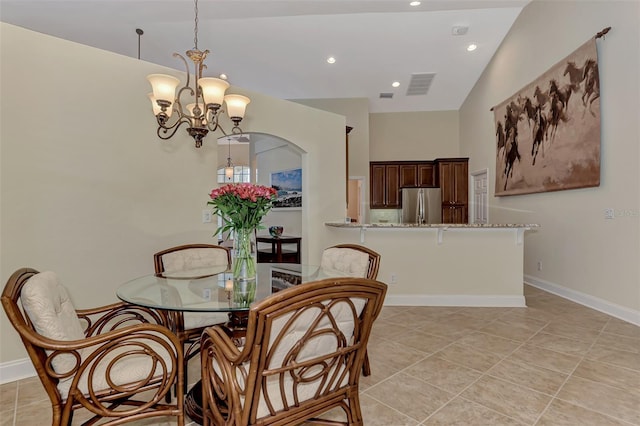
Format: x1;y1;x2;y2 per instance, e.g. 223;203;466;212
417;188;425;224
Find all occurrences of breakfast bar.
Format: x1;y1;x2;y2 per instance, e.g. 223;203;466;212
325;222;539;307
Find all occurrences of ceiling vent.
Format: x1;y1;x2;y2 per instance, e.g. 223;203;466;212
379;92;394;99
452;26;469;36
406;73;436;96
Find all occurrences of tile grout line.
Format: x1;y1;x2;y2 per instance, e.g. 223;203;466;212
13;381;18;426
413;326;534;425
529;315;633;425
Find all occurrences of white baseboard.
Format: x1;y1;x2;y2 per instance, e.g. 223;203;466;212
524;274;640;326
385;294;526;307
0;358;36;385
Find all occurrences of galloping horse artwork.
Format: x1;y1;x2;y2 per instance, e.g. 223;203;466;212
493;36;603;196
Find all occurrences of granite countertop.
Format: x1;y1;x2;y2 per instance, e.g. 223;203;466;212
325;222;539;229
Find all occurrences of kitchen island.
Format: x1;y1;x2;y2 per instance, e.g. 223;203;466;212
325;222;539;307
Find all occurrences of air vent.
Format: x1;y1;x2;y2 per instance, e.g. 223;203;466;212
406;73;436;96
379;92;394;99
452;26;468;36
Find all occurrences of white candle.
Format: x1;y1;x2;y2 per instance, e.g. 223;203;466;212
225;279;234;292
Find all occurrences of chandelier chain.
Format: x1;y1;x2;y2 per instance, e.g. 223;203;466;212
193;0;199;49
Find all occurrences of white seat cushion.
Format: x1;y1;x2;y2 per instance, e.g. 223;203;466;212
183;311;228;329
213;297;366;418
320;248;369;278
21;271;176;399
161;248;228;272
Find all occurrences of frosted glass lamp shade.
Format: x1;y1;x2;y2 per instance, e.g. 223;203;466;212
199;78;229;107
147;93;163;116
224;94;251;119
225;166;234;179
147;74;180;103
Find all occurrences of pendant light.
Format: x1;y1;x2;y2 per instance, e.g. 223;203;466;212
224;137;234;180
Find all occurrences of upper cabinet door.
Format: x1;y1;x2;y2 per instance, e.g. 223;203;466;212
417;164;435;187
399;164;418;188
370;164;386;208
385;164;400;207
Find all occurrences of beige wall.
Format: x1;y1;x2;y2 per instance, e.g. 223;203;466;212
291;98;370;179
369;111;460;160
0;23;346;370
459;1;640;316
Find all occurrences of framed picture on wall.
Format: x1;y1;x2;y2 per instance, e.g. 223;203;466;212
270;168;302;210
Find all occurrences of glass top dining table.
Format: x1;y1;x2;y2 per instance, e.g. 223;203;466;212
116;263;349;313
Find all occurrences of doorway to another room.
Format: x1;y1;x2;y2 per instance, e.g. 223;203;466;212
471;169;489;224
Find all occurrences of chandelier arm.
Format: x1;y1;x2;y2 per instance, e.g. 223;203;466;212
205;112;222;134
156;118;190;140
173;53;191;90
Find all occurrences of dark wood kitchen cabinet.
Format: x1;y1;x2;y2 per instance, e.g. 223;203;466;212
371;159;466;216
399;164;418;188
417;163;435;187
436;158;469;223
370;163;400;208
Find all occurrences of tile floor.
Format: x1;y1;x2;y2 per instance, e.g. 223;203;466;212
1;285;639;425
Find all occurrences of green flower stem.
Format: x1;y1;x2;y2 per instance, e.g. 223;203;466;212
233;228;256;279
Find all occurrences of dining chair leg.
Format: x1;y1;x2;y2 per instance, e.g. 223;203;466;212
362;350;371;376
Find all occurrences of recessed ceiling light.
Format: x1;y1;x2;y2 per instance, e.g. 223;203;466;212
467;44;477;52
410;1;421;6
392;81;400;88
327;57;336;64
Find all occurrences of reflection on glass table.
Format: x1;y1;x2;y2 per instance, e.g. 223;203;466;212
117;263;350;314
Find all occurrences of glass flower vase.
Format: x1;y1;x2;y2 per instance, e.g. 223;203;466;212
231;228;257;307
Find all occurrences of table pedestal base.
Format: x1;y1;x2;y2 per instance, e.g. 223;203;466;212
185;314;247;425
185;380;204;424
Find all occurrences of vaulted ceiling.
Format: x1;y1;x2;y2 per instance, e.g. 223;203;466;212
1;0;530;113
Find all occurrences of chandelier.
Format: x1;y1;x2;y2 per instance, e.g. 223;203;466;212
146;0;250;148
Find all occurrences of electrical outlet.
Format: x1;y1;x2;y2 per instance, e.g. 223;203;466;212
390;273;397;284
202;209;212;223
202;288;211;301
537;261;542;271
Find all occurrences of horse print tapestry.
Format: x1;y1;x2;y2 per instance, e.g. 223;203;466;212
493;38;601;196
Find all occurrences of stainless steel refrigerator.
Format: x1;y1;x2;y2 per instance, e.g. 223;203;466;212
401;188;442;224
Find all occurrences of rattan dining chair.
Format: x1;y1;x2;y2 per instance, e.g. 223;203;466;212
153;243;232;390
321;243;381;376
1;267;184;426
321;244;381;281
200;277;387;426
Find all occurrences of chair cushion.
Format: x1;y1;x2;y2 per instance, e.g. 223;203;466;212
161;248;228;272
21;271;87;374
320;248;369;278
21;271;177;400
260;297;366;417
183;311;228;329
214;297;366;418
57;334;177;399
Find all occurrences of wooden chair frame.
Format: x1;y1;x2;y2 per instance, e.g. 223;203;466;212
153;243;232;387
200;277;387;426
323;244;381;376
1;267;184;426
